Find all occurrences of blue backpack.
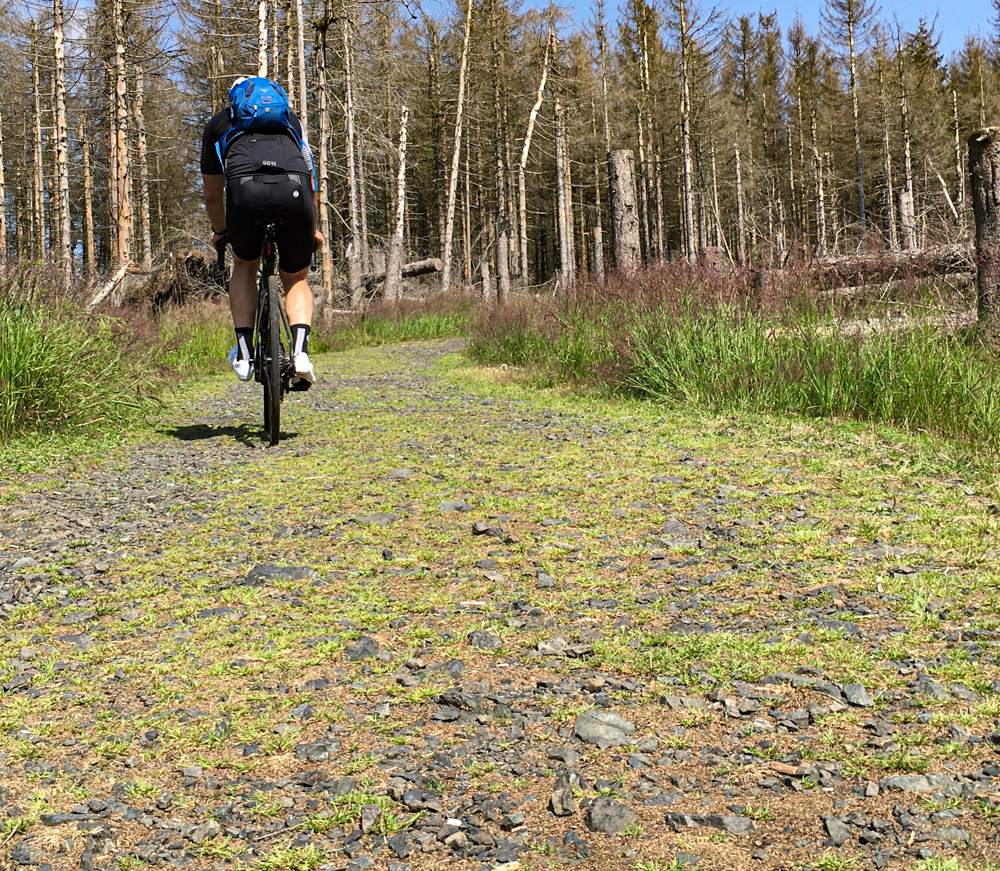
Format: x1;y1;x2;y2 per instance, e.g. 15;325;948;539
215;77;304;168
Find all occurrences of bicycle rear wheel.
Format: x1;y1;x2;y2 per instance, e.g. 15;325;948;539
262;277;282;446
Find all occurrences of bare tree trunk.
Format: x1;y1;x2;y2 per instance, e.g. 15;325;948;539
295;0;308;136
384;106;408;304
53;0;71;270
105;64;117;265
113;0;131;267
285;0;296;111
518;25;550;283
636;111;651;263
735;141;746;264
315;18;333;306
954;90;965;216
79;122;94;274
462;146;471;283
898;40;915;250
554;98;574;286
32;25;45;263
134;66;152;271
710;143;722;249
441;0;473;292
847;12;866;232
258;0;269;76
342;9;363;307
655;146;666;260
270;0;279;86
0;113;5;264
969;128;1000;344
678;0;695;262
812;111;827;256
878;51;897;250
608;149;640;272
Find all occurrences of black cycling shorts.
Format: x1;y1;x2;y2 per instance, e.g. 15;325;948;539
226;173;315;273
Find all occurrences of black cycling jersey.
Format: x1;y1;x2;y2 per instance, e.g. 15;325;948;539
200;109;313;184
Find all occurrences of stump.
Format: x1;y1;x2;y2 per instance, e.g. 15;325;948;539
969;127;1000;345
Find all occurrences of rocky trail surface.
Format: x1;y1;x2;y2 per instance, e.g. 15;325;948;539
2;340;1000;871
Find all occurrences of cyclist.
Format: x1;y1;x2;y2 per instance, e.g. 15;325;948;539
201;76;323;387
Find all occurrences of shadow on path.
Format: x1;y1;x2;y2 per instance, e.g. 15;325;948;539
164;423;301;446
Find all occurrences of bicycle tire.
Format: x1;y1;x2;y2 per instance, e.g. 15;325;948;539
262;278;282;446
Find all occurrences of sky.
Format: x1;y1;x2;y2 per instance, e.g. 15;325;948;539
724;0;995;57
550;0;996;58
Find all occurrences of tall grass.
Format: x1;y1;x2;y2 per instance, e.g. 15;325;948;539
469;263;1000;452
0;271;152;441
323;293;473;350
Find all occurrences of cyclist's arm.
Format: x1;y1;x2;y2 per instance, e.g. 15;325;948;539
203;173;226;238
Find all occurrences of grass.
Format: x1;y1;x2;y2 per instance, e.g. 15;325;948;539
0;269;152;440
468;266;1000;455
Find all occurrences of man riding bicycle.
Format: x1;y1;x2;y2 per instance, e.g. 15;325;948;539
200;76;323;387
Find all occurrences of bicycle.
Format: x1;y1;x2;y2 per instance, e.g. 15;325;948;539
217;224;295;446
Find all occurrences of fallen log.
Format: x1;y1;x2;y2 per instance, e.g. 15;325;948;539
811;245;973;286
87;260;132;308
362;256;442;284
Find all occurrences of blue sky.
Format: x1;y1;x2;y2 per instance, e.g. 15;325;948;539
552;0;994;58
725;0;994;57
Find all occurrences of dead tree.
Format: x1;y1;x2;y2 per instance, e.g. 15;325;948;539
314;13;333;304
113;0;132;267
80;122;95;273
517;23;551;282
53;0;71;269
384;106;408;303
554;98;574;286
441;0;473;293
0;112;5;264
608;150;640;272
134;66;152;271
969;128;1000;344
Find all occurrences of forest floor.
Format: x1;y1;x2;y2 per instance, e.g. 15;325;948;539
1;339;1000;871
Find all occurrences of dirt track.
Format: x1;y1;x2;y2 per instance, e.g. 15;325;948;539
2;340;999;871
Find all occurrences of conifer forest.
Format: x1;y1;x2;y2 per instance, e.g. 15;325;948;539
1;0;995;301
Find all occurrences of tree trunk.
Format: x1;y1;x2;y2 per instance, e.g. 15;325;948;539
898;41;915;249
812;112;827;256
0;112;5;264
80;122;95;274
294;0;308;136
954;90;965;216
342;10;363;307
969;128;1000;344
878;50;897;250
518;25;550;283
32;25;45;263
441;0;473;292
134;66;153;271
735;142;746;264
636;111;650;263
592;225;604;280
113;0;132;267
53;0;71;270
258;0;268;76
384;105;408;304
847;12;866;232
608;149;640;272
315;18;333;306
678;0;695;262
554;98;574;286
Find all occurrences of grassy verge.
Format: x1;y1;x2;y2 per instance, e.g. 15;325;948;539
0;270;153;442
469;266;1000;453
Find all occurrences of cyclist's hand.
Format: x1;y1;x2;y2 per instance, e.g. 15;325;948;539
313;229;325;250
211;230;227;248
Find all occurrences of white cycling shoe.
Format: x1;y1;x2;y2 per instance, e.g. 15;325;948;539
293;352;316;385
227;345;254;382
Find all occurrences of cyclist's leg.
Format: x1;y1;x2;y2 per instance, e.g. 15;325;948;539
279;266;312;325
230;256;260;328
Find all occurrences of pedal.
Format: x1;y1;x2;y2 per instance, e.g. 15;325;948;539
288;377;312;392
